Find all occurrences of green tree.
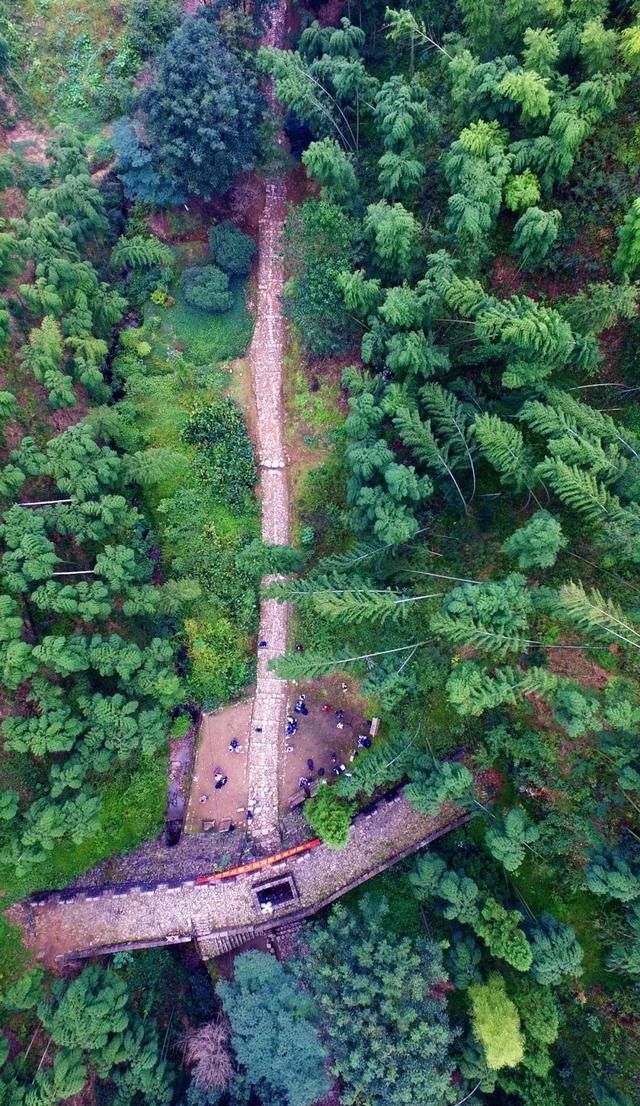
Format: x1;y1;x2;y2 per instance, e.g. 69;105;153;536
217;951;330;1106
405;759;474;816
140;13;263;197
585;848;640;903
301;898;459;1106
528;913;584;984
512;207;561;268
614;197;640;278
502;511;566;570
180;267;233;313
504;170;541;212
469;974;525;1070
208;220;256;276
125;0;180;58
302;138;358;203
485;809;541;872
364;200;421;278
475;898;533;972
305;783;354;848
38;966;129;1066
283;200;358;355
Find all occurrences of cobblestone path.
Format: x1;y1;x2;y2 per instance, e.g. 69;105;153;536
245;0;289;852
11;796;469;966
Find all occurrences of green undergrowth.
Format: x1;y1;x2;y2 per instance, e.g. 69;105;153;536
0;754;165;985
120;252;258;706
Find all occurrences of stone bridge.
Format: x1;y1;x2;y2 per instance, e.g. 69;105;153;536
10;791;470;967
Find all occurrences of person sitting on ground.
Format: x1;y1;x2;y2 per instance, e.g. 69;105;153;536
307;758;314;771
214;772;228;789
358;735;372;748
229;739;241;752
258;640;268;648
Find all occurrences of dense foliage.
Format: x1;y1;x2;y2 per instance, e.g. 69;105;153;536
2;0;640;1103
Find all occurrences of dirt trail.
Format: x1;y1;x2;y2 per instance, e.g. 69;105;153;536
245;0;290;852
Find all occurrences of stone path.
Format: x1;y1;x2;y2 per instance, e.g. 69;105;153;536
245;1;290;852
11;794;470;966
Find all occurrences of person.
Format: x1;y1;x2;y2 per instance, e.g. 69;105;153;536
307;758;314;772
294;643;304;653
286;714;295;725
358;735;372;749
332;766;341;777
286;720;298;736
294;697;308;715
255;726;263;733
341;682;348;692
331;751;337;763
229;739;241;752
258;640;268;648
298;776;308;789
335;709;344;723
214;773;228;789
199;794;209;803
318;767;325;778
321;703;332;713
246;809;253;823
336;720;345;730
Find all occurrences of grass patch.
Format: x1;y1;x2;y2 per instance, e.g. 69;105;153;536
126;265;259;706
159;279;253;366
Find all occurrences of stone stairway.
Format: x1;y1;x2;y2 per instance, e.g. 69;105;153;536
195;929;256;959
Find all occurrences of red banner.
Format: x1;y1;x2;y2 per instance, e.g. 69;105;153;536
195;838;322;885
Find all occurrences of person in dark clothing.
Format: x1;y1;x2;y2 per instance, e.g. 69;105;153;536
307;758;314;771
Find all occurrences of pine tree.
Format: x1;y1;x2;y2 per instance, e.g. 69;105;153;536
528;913;584;984
614;197;640;278
473;414;539;497
364;201;421;278
485;809;540;872
502;511;566;570
512;207;561;269
302;138;358;203
585;848;640;903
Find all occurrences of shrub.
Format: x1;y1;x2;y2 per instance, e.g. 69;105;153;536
469;974;524;1070
209;220;256;276
180;266;233;313
182;399;257;508
305;784;354;848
